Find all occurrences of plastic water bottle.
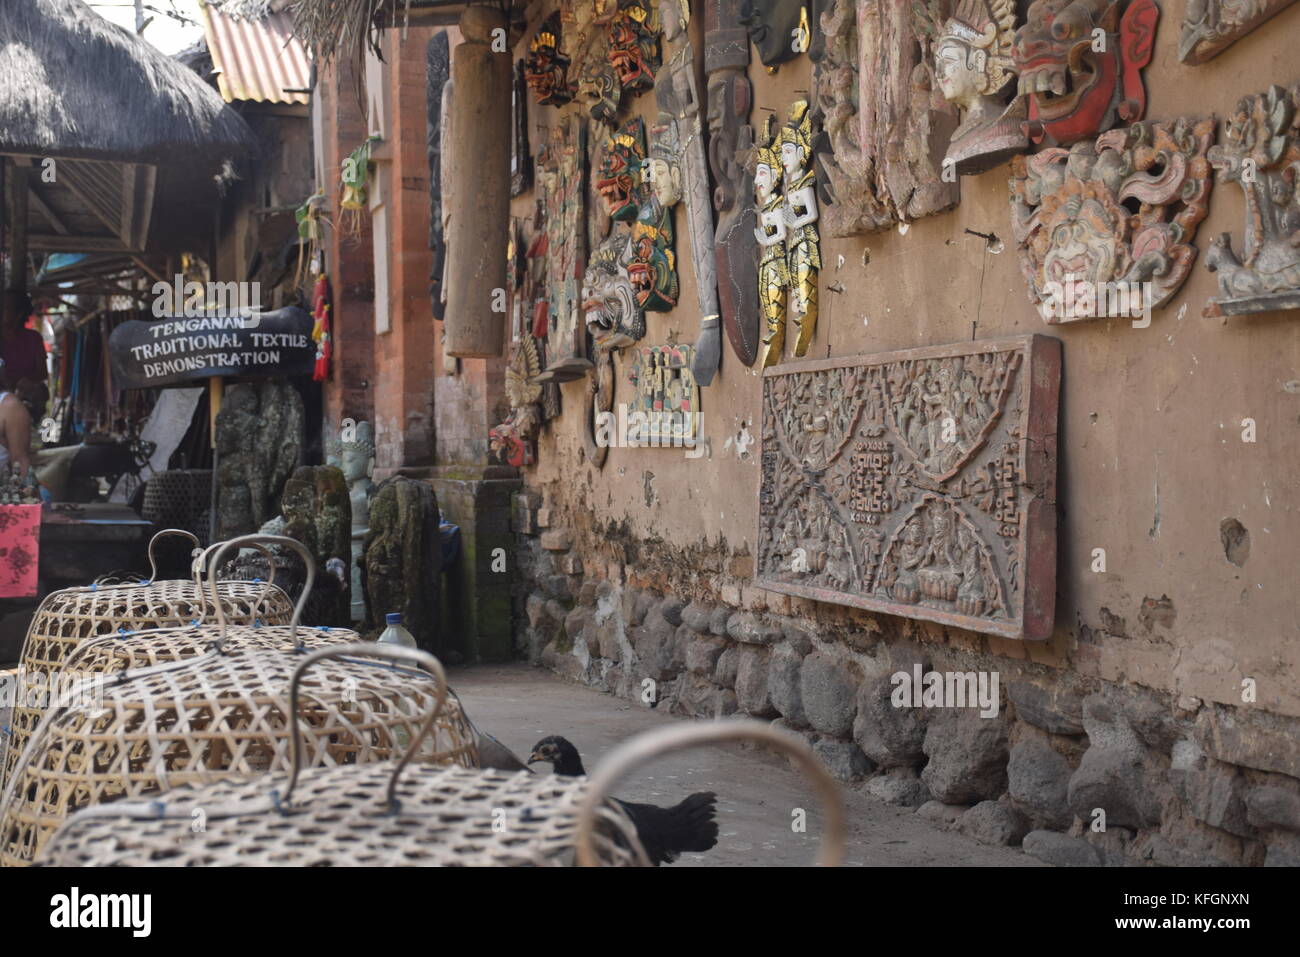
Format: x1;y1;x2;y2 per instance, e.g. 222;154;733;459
377;612;416;648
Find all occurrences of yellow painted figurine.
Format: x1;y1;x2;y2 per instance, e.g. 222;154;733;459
753;115;789;368
780;100;820;358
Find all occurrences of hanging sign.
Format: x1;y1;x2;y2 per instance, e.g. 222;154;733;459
108;307;316;389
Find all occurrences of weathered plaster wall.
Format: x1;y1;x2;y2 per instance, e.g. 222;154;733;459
513;10;1300;720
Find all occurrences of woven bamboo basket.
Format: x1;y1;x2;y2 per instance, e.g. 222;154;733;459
1;530;294;786
36;646;844;867
0;597;477;866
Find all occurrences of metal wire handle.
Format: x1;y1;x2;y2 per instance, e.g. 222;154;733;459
191;539;283;621
283;642;449;810
145;528;201;585
573;720;847;867
205;535;316;650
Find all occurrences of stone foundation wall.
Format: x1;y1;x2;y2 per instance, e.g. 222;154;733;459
512;492;1300;867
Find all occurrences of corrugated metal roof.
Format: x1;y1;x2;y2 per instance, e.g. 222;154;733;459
201;4;310;106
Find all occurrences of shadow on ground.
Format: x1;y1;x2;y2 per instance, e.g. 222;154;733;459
451;662;1042;867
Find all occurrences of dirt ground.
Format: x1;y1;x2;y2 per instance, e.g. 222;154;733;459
451;662;1042;867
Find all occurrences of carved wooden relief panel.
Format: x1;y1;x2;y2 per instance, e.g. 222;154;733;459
757;335;1061;640
705;0;763;368
813;0;960;237
1203;84;1300;318
1010;117;1215;323
1012;0;1159;147
1179;0;1299;64
537;116;594;381
626;343;700;445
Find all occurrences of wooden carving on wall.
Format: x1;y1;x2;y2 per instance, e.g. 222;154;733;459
1179;0;1299;64
596;118;647;223
918;0;1028;174
583;230;645;349
705;0;762;369
512;60;533;198
626;343;700;446
628;119;679;312
655;4;724;386
490;336;543;467
813;0;960;237
426;32;450;321
537;116;593;381
526;12;574;105
568;0;660;128
1010;117;1215;323
1203;84;1300;318
740;0;825;67
753;103;821;366
1012;0;1159;148
756;336;1061;640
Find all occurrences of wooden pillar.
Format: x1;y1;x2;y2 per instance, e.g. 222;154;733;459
442;7;510;358
6;164;30;294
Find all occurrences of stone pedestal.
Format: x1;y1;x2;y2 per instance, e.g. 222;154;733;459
424;464;520;663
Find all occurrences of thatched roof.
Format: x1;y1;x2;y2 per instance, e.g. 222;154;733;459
288;0;466;62
0;0;258;163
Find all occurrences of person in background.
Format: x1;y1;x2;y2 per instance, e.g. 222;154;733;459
1;291;50;424
0;358;33;473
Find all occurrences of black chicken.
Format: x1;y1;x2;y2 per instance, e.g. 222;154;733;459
528;735;719;865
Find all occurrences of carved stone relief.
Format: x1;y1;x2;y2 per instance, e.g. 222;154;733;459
1203;84;1300;318
1179;0;1298;65
1012;0;1159;148
918;0;1028;175
812;0;960;237
626;343;701;446
705;0;762;368
756;336;1061;640
1010;117;1215;323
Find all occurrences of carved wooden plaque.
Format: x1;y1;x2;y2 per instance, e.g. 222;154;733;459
757;335;1061;640
813;0;960;237
1179;0;1299;64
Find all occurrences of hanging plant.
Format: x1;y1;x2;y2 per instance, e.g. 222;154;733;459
340;136;380;238
294;190;327;287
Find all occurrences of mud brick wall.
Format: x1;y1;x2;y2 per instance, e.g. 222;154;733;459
494;6;1300;866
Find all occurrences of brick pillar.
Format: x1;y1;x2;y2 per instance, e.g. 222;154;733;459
319;56;375;433
368;26;438;476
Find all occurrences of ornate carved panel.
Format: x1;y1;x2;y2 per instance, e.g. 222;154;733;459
1012;0;1159;147
626;343;701;445
1179;0;1299;65
536;116;594;381
1010;117;1215;323
756;335;1061;640
813;0;960;237
1203;84;1300;318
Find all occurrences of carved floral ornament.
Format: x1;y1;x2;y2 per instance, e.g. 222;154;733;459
756;336;1060;641
1010;117;1215;324
1179;0;1300;65
1203;84;1300;318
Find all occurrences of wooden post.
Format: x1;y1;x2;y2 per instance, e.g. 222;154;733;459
6;164;30;294
442;7;511;358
